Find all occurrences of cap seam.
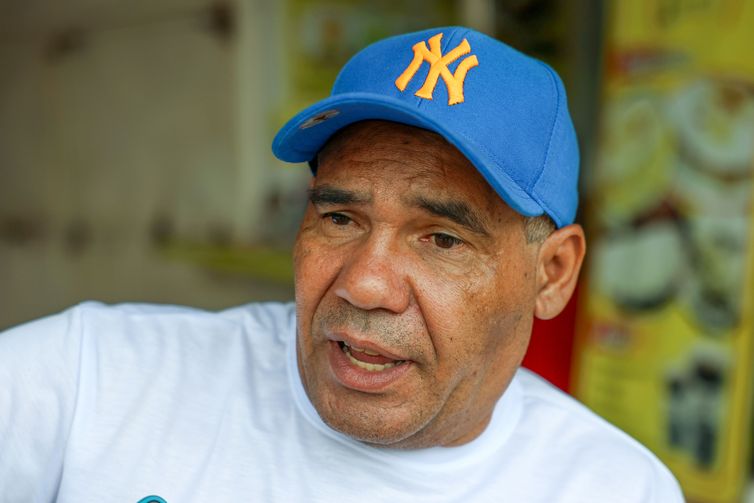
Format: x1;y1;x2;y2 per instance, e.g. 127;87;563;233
528;61;561;194
456;131;531;191
409;31;429;111
530;193;563;227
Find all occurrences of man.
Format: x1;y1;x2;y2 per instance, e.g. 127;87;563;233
0;27;683;502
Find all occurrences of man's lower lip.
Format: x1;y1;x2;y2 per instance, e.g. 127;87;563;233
327;341;412;392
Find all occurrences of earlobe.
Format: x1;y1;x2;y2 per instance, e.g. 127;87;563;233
534;224;586;320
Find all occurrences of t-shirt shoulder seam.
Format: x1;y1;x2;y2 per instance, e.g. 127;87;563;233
71;301;295;347
57;304;88;476
71;300;245;325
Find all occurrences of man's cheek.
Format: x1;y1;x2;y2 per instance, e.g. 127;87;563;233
295;246;344;325
294;239;325;283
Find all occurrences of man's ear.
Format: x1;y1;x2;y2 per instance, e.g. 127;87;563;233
534;224;586;320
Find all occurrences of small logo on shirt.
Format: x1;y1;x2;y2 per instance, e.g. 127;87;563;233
137;496;167;503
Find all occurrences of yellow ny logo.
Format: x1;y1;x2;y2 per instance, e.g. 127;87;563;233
395;33;479;105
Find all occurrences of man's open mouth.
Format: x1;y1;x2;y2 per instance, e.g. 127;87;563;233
338;341;407;372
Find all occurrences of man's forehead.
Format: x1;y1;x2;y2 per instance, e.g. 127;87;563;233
316;121;495;194
319;120;449;158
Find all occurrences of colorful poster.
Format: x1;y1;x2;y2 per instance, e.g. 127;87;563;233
574;1;754;502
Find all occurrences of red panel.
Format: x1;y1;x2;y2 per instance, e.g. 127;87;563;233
522;283;580;393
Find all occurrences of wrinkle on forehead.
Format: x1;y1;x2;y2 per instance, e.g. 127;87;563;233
320;122;465;187
319;121;451;172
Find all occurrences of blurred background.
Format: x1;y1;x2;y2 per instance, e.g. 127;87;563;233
0;0;752;501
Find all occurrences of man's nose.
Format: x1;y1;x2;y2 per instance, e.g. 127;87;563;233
333;233;410;313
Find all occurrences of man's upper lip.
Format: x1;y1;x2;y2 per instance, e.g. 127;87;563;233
326;332;409;361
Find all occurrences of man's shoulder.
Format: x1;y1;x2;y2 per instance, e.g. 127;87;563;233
513;368;667;463
514;368;649;450
0;301;301;502
510;369;684;501
76;299;294;321
4;300;296;331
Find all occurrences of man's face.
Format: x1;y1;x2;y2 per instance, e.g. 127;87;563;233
293;121;540;449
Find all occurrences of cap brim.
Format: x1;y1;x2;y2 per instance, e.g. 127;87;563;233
272;92;544;219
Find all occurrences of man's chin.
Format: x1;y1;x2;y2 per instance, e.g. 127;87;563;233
309;381;437;449
299;337;440;448
319;408;426;448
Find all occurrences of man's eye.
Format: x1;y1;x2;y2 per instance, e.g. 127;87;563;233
432;233;463;249
326;213;351;226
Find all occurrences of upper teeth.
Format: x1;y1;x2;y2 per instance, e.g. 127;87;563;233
346;351;396;371
348;344;380;356
341;342;404;372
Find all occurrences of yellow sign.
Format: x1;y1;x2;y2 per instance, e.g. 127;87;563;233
574;1;754;502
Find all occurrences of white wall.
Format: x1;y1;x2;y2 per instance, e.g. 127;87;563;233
0;0;303;329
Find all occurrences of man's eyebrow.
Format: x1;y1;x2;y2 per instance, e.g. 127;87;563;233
409;196;491;237
307;186;371;206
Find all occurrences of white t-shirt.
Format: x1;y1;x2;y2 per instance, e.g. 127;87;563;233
0;302;684;502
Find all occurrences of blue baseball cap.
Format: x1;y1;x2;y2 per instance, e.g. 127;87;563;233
272;26;579;227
